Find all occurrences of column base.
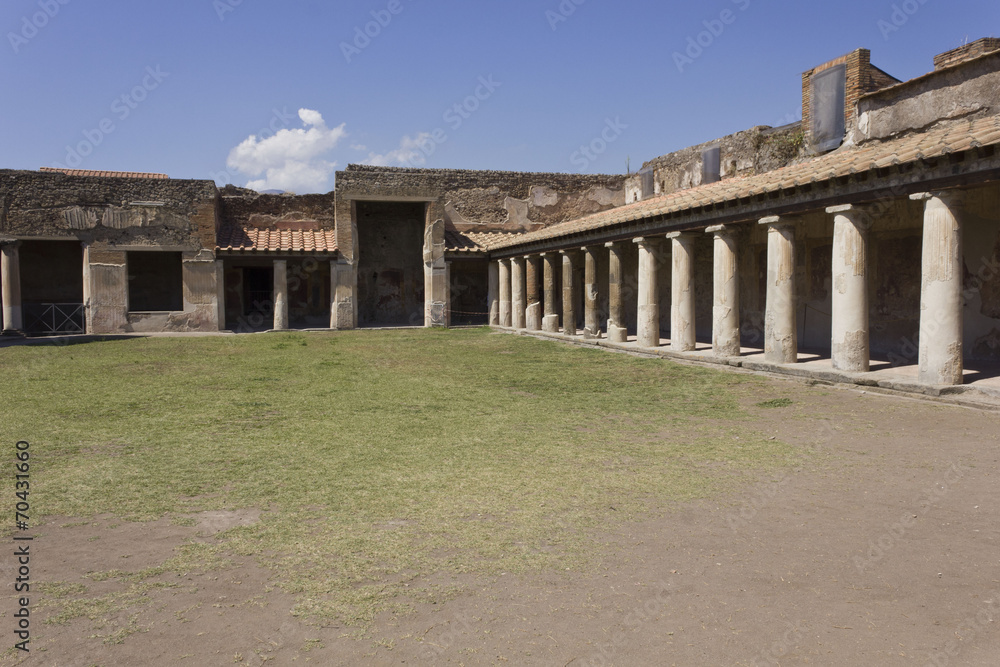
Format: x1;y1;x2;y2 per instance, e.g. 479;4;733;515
583;327;603;340
671;340;695;353
526;304;542;331
1;329;25;338
607;324;627;343
542;315;560;333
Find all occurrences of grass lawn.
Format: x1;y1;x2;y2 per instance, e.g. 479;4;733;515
1;328;800;628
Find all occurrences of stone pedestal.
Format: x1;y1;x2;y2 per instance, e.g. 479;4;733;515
668;232;697;352
499;259;512;328
708;225;740;357
760;217;797;364
273;259;289;331
543;253;560;333
634;237;661;348
525;255;542;331
1;241;23;335
912;192;965;385
512;257;526;329
561;251;577;336
582;246;602;339
827;205;870;372
488;260;500;326
606;242;627;343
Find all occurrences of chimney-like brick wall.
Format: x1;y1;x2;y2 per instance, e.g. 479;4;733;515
934;38;1000;70
801;48;900;152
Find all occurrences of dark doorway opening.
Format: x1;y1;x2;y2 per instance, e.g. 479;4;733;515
357;201;426;327
20;241;85;335
243;267;274;318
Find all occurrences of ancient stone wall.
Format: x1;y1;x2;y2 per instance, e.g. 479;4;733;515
336;165;626;235
218;187;337;230
855;50;1000;143
0;170;218;249
623;124;807;203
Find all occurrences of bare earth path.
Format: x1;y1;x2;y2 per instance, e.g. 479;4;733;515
3;379;999;666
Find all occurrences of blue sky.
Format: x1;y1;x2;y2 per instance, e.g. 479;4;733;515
1;0;997;193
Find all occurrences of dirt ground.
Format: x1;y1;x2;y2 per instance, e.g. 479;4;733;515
3;378;999;666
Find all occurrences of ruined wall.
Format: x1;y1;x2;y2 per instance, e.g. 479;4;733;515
336;165;626;240
218;188;336;230
0;170;218;249
856;50;1000;143
624;124;807;203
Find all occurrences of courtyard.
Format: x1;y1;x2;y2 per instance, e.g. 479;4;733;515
0;329;997;665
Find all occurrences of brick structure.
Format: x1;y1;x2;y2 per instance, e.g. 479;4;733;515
933;38;1000;70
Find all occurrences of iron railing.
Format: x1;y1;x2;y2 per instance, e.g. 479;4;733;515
23;303;85;335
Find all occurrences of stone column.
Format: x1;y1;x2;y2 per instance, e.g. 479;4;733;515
511;256;526;329
760;216;797;364
708;225;741;357
582;246;602;339
330;258;356;330
634;237;661;348
499;259;512;328
912;191;965;385
423;217;448;327
543;253;560;333
216;259;227;331
81;243;93;334
606;242;627;343
561;250;577;336
525;255;542;331
1;241;23;335
488;260;500;326
273;259;289;331
667;232;697;352
827;205;871;372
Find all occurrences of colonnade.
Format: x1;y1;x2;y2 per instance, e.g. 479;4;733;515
488;190;968;386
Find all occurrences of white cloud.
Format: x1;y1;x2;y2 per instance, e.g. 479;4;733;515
226;108;346;193
364;133;435;167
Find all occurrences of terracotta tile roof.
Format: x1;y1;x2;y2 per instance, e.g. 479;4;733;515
490;115;1000;250
39;167;169;180
216;225;338;254
446;229;528;252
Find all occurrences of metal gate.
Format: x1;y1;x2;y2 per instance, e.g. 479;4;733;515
23;303;85;335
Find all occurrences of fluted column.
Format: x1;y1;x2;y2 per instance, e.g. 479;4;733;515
760;216;797;364
273;259;289;331
543;253;560;333
634;237;661;348
827;205;871;372
499;259;512;328
582;246;602;339
667;232;697;352
606;242;627;343
561;250;578;336
912;191;965;385
488;260;500;326
511;256;526;329
525;255;542;331
708;225;741;357
1;241;23;335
